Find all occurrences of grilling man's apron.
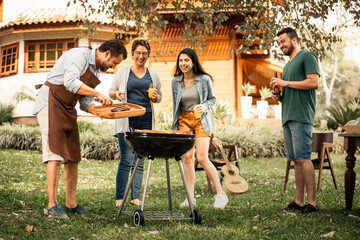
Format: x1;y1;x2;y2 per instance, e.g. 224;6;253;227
44;68;100;162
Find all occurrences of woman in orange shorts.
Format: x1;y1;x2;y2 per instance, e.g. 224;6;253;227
171;48;228;209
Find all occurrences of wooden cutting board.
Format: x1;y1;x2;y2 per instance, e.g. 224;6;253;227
90;102;145;119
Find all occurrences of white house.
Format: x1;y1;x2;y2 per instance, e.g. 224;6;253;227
0;0;285;125
0;0;136;123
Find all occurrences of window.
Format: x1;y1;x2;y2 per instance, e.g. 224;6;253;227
1;43;19;77
25;39;77;72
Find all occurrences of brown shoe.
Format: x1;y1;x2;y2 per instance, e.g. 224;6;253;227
130;199;141;206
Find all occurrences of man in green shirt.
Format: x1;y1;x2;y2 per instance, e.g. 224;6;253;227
271;27;320;214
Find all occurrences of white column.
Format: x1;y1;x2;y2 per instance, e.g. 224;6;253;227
18;38;25;75
78;38;89;47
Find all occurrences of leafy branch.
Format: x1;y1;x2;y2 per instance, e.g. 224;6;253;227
68;0;360;61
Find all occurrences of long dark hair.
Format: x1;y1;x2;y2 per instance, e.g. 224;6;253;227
173;48;213;81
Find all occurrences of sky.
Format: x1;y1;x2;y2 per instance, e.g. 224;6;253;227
3;0;360;63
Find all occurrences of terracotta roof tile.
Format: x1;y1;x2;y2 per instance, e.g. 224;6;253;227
0;7;134;29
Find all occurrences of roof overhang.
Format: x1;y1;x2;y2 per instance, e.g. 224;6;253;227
0;7;136;37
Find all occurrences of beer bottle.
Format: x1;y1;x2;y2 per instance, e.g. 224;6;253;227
273;72;281;95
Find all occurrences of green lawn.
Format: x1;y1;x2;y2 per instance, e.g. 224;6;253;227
0;149;359;239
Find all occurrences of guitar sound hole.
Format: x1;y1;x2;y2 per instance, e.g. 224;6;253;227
229;170;235;175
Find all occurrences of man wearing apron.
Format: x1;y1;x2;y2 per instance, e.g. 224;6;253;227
32;39;127;218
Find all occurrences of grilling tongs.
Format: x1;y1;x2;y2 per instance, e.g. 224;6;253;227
94;99;130;110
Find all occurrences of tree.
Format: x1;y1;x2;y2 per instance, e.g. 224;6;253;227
316;45;360;116
68;0;360;112
68;0;360;61
315;3;360;109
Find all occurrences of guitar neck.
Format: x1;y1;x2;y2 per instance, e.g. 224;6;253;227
213;138;232;171
219;147;232;170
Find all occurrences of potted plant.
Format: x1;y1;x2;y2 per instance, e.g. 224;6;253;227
257;87;272;119
274;103;282;120
241;83;256;119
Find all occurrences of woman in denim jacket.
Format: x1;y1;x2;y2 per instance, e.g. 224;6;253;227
172;48;228;209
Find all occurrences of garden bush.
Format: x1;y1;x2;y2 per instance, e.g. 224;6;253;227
0;122;119;160
325;100;360;130
212;124;287;158
0;123;41;151
0;103;14;125
0;121;345;160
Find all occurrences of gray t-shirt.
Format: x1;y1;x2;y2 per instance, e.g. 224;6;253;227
181;84;200;112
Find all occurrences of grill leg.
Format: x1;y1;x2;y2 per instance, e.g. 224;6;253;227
141;158;153;211
177;160;194;213
165;158;173;213
117;156;142;217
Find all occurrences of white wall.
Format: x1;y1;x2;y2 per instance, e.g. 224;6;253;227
0;72;119;117
0;28;123;117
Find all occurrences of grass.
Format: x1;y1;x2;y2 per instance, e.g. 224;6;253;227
0;149;359;239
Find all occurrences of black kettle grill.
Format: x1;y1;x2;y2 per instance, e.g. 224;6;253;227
117;131;201;226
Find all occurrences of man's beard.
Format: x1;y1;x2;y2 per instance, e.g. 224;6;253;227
283;43;294;56
99;64;109;72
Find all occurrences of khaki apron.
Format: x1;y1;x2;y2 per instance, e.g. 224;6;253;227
38;68;100;162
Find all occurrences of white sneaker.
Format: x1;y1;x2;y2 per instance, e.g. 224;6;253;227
213;194;228;209
179;198;196;208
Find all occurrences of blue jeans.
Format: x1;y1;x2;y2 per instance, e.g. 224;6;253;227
115;112;152;200
283;121;313;161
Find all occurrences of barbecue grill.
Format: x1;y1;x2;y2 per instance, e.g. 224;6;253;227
117;131;201;226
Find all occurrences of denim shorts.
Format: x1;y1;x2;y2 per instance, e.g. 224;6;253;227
283;121;313;161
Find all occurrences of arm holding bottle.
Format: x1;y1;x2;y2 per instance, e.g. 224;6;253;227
271;73;319;101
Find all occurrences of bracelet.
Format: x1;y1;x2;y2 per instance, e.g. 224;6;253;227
286;81;289;87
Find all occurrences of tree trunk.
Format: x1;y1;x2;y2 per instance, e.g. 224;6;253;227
320;46;338;108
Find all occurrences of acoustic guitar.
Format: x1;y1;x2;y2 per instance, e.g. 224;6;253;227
212;137;248;194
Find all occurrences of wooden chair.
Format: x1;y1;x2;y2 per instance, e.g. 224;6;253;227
194;134;240;192
284;132;338;191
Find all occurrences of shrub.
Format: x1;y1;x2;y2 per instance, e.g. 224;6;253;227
12;86;36;103
211;100;233;123
325;101;360;130
314;117;321;128
78;121;97;133
0;121;343;160
155;104;173;130
0;122;119;160
80;130;119;160
0;123;41;150
212;124;287;158
0;103;15;125
157;122;172;130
